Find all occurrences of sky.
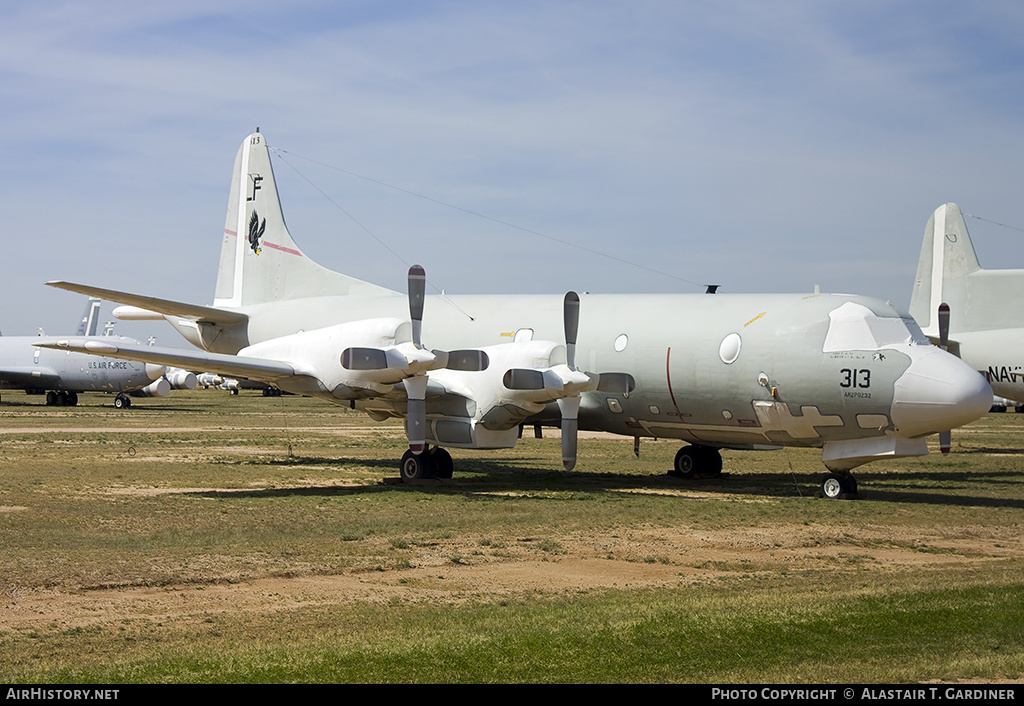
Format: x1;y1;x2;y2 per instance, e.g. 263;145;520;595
2;0;1023;346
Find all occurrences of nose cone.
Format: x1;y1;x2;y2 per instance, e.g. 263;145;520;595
891;347;991;438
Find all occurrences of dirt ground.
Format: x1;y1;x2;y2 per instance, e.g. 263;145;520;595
5;509;1019;633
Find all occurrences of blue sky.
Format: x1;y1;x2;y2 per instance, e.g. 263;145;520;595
2;1;1023;344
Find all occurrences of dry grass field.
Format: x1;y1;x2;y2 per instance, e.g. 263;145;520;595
2;388;1023;683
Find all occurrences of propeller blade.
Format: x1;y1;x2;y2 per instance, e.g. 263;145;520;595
596;372;636;394
342;347;389;370
444;349;489;372
558;396;580;470
409;265;426;347
564;292;579;369
938;303;952;455
938;302;950;351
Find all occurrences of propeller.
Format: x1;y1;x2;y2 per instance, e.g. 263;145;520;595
938;302;952;455
404;265;428;454
341;265;488;456
558;293;582;470
503;291;635;470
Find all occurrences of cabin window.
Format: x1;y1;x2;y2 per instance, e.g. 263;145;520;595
719;332;742;364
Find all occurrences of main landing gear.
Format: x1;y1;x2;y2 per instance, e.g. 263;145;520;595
399;446;455;482
818;471;859;500
669;444;724;478
45;391;79;406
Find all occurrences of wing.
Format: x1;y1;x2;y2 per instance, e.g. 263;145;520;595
45;281;247;326
33;338;301;389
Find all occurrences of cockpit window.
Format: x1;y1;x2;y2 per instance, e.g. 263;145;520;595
822;302;929;352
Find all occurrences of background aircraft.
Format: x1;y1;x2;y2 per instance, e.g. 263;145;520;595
1;298;195;408
909;203;1024;405
40;133;991;497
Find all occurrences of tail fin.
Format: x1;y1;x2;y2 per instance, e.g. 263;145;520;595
75;297;102;336
910;203;1024;336
213;132;398;308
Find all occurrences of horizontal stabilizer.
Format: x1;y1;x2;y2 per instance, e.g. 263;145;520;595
33;338;296;385
45;281;248;326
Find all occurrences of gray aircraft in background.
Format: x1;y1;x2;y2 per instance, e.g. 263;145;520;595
42;132;991;496
1;298;193;408
910;203;1024;408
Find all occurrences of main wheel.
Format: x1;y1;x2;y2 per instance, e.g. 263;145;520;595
429;447;454;479
674;446;699;475
400;449;435;482
820;472;856;499
673;445;723;477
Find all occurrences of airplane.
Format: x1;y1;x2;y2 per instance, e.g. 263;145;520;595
37;132;992;497
910;202;1024;406
0;298;171;408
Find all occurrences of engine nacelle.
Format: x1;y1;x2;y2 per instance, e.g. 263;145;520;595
242;317;414;397
131;378;171;398
197;372;224;388
165;368;198;390
427;340;569;434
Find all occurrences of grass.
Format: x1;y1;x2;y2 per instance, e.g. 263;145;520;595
1;389;1024;682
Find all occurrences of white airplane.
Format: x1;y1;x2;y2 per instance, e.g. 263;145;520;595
38;132;991;497
910;203;1024;405
0;298;170;408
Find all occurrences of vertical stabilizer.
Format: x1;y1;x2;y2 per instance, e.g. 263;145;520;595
214;132;398;308
909;203;979;336
910;203;1024;337
75;298;102;336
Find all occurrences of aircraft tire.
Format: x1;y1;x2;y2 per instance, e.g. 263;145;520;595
700;446;723;475
820;472;857;500
114;394;131;410
429;447;454;479
673;446;698;475
46;391;58;406
67;392;78;406
672;445;722;477
400;449;435;483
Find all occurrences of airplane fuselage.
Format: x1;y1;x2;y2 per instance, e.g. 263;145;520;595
953;329;1024;402
163;289;988;464
40;137;995;488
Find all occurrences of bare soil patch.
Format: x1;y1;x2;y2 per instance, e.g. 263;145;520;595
5;518;1019;633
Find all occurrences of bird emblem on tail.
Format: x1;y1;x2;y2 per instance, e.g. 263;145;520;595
248;210;266;255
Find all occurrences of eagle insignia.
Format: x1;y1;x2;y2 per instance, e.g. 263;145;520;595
248;210;266;255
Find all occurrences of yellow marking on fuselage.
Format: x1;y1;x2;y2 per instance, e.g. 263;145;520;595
744;312;766;327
